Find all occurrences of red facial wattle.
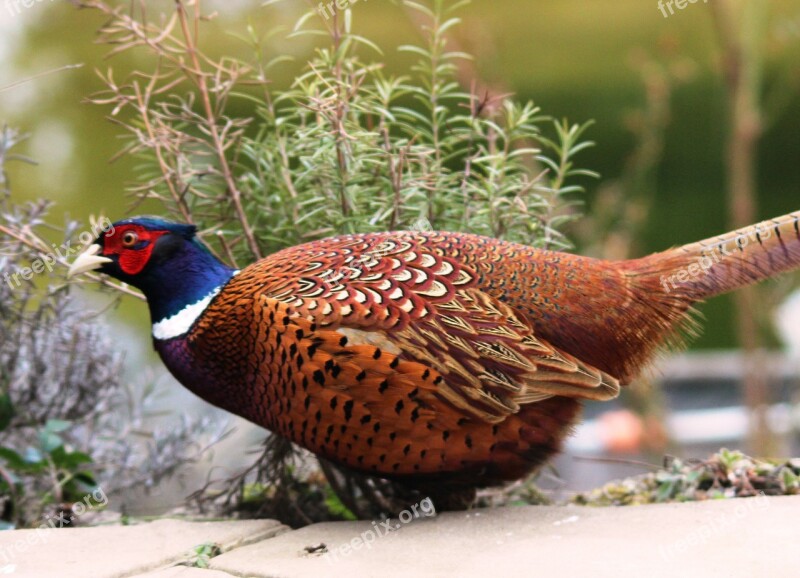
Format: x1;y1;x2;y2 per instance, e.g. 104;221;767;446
103;225;167;276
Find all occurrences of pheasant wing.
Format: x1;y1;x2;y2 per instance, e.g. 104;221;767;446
252;232;620;424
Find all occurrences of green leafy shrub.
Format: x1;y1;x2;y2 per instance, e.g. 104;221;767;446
82;0;594;261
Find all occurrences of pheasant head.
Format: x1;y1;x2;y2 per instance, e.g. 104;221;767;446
69;217;235;337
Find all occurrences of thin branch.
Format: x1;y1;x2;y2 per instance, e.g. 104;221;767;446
0;223;145;300
174;0;261;259
0;63;84;94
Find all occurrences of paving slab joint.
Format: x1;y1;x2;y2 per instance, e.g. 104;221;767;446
128;520;292;578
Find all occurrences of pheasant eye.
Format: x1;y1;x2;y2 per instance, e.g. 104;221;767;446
122;231;139;248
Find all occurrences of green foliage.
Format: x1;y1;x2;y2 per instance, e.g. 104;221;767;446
188;542;222;568
255;4;594;255
572;449;800;507
83;0;595;265
0;418;100;529
238;1;595;256
323;485;357;521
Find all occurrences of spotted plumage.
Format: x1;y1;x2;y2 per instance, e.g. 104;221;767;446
69;213;800;490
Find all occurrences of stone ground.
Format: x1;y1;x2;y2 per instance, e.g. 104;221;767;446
1;496;798;578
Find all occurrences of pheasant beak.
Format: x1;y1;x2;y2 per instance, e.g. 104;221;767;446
67;244;113;278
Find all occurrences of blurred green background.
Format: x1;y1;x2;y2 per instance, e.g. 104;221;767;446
1;0;799;348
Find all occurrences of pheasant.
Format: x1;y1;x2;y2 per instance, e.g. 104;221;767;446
69;212;800;491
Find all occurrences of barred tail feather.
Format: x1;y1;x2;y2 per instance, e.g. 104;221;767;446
653;211;800;300
611;211;800;382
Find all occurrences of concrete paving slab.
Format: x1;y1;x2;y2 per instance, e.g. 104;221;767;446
0;518;287;578
210;496;800;578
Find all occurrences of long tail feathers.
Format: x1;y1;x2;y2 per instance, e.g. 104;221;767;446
646;211;800;301
609;211;800;382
